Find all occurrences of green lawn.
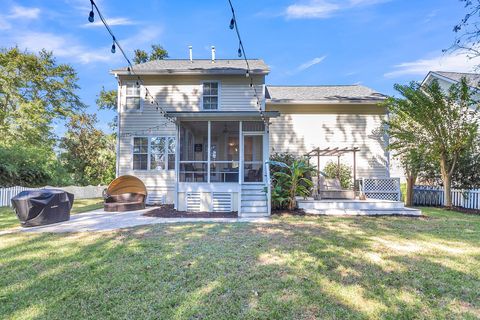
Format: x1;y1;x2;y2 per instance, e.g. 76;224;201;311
0;198;103;231
0;208;479;319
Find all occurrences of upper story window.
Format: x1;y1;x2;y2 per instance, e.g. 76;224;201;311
125;82;141;111
202;82;219;110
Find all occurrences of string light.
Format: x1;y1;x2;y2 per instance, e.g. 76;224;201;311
88;1;94;23
228;0;269;131
87;0;176;131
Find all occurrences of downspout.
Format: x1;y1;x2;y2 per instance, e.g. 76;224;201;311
115;75;121;178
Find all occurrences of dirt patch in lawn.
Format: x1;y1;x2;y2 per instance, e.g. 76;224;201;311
143;205;238;218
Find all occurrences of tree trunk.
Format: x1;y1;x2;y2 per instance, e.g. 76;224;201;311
405;174;417;207
439;157;452;207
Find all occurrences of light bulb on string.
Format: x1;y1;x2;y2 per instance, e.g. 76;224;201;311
111;42;116;54
229;18;235;30
88;10;94;23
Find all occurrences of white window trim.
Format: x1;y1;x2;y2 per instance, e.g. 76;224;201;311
123;81;144;113
131;136;176;171
200;81;221;111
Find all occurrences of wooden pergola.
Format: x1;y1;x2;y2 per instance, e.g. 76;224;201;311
305;147;360;189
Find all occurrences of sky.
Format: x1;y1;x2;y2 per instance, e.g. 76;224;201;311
0;0;477;135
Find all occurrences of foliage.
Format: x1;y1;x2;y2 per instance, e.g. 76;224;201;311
0;47;85;147
385;78;479;206
0;144;71;187
448;0;480;58
269;159;315;211
269;153;309;210
133;44;169;64
394;148;430;206
322;160;353;189
96;87;118;130
59;113;116;186
419;140;480;189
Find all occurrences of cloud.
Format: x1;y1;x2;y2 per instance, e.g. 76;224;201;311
384;50;480;78
11;31;115;64
9;5;41;19
83;17;136;28
297;56;327;71
284;0;389;19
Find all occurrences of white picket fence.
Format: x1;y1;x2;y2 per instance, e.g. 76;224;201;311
413;186;480;209
0;185;106;207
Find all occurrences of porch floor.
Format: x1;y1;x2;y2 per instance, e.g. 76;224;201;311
297;199;421;216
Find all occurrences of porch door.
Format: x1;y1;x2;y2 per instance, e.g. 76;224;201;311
243;134;263;183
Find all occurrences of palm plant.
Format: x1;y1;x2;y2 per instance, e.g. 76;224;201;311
269;159;315;211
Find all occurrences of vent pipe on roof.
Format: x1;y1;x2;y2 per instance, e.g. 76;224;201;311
211;46;215;63
189;45;193;62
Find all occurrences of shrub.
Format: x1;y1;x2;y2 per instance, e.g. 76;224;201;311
269;158;316;211
323;160;353;189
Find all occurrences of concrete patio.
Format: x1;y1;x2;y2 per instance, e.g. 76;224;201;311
1;207;270;234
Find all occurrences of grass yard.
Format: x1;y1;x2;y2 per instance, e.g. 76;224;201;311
0;198;103;231
0;208;479;319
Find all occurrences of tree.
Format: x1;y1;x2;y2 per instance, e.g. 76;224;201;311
59;113;115;186
96;87;118;130
448;0;480;57
385;78;479;207
133;49;149;64
0;143;71;187
0;47;85;147
396;149;429;206
133;44;168;64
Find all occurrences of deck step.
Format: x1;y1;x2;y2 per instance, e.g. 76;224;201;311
241;195;266;201
241;206;268;213
241;200;267;207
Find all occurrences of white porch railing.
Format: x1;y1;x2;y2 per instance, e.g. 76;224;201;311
265;161;272;215
359;178;402;201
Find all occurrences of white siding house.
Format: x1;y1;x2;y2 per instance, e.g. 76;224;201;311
112;57;389;216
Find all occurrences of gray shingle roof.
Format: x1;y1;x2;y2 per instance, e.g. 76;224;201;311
434;71;480;88
265;85;386;103
111;59;269;75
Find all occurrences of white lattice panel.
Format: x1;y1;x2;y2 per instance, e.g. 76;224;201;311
361;178;401;201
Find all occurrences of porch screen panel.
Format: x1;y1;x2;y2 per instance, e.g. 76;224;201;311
210;121;240;182
243;135;263;183
179;121;208;182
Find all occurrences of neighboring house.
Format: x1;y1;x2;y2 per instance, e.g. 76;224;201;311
422;71;480;92
111;51;388;216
